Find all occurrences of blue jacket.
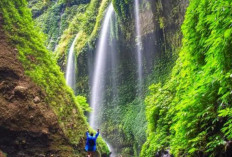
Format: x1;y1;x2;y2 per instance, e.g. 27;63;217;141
85;131;99;151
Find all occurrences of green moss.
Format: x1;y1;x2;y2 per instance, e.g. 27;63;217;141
159;17;164;29
88;0;111;48
75;95;92;112
55;0;111;58
1;0;86;142
141;0;232;156
29;0;90;51
112;0;132;22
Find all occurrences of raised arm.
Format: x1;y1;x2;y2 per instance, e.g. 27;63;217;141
86;130;89;136
95;129;100;138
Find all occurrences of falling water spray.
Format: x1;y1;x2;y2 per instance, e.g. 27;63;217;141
135;0;143;95
89;3;114;129
65;34;79;91
89;2;115;156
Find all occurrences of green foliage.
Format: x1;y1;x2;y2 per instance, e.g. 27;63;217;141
54;0;111;99
55;0;111;61
100;73;147;156
141;0;232;156
29;0;89;50
88;0;111;47
112;0;132;22
64;0;90;6
76;96;92;112
121;98;147;154
112;0;133;40
1;0;87;143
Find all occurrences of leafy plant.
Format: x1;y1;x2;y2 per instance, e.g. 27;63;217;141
141;0;232;156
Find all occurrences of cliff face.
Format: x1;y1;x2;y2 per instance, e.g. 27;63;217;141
142;0;232;156
0;19;72;156
28;0;91;51
28;0;188;156
0;0;108;156
134;0;189;81
74;0;189;156
24;0;232;156
94;0;189;156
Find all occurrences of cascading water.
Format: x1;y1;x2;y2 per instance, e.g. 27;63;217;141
65;34;79;90
105;14;118;156
89;3;114;129
89;3;116;156
135;0;143;94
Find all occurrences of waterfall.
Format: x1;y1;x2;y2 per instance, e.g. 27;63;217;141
89;3;114;129
89;3;116;156
135;0;143;94
65;34;78;90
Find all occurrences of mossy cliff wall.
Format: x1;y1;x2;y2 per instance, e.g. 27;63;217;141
27;0;232;156
106;0;188;156
74;0;188;156
28;0;91;51
0;0;108;156
28;0;188;156
142;0;232;156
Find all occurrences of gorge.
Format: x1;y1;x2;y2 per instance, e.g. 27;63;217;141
1;0;232;157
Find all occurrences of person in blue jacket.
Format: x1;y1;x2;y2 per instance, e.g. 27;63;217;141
85;129;100;157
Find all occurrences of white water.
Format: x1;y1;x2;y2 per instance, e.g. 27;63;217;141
89;3;115;156
108;14;118;157
65;34;79;90
107;141;118;157
135;0;143;94
89;3;114;129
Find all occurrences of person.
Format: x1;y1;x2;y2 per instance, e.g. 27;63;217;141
85;129;100;157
